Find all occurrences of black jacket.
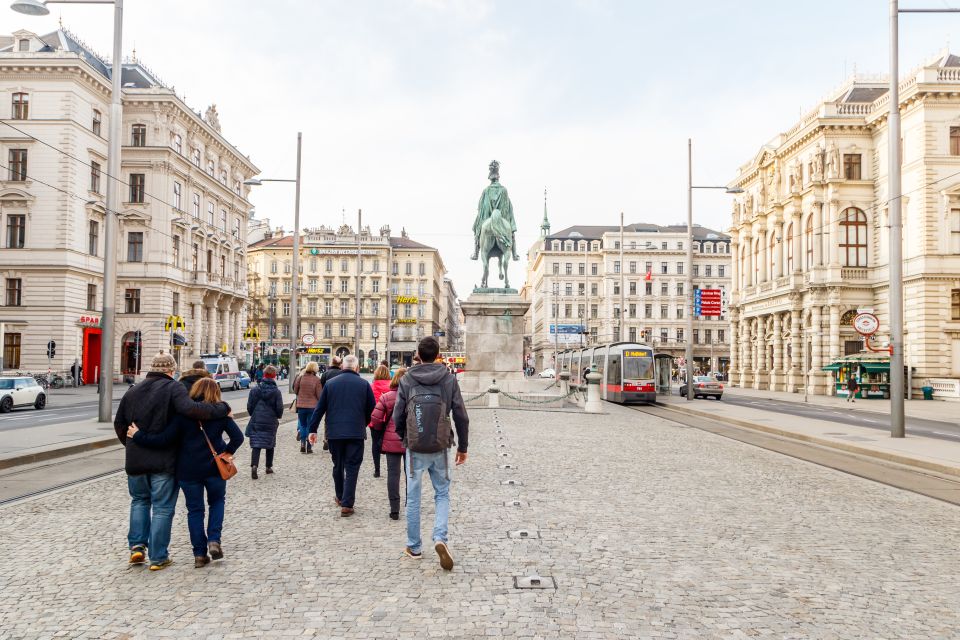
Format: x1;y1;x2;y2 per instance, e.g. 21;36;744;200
319;365;343;388
133;414;244;481
179;367;211;394
114;372;230;475
245;378;284;449
393;363;469;453
308;370;375;440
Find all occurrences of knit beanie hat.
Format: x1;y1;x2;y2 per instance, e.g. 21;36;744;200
150;352;177;372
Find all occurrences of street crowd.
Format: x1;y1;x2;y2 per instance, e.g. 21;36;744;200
113;336;470;572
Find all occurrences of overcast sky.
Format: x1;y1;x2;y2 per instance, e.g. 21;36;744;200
5;0;959;295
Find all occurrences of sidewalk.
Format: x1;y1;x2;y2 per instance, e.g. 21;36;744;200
0;389;294;469
658;392;960;478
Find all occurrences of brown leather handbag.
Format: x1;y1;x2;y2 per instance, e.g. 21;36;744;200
198;422;238;480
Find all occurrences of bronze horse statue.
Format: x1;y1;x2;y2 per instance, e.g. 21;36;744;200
479;208;511;289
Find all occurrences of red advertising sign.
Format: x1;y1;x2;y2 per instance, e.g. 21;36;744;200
699;289;722;317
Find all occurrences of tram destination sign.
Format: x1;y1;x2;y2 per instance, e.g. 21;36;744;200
695;289;722;317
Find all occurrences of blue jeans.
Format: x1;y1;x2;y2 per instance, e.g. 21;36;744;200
405;450;451;553
296;408;313;444
179;476;227;558
127;473;177;562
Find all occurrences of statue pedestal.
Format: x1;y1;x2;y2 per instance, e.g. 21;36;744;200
460;292;530;392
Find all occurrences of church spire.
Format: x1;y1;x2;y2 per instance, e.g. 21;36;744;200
540;187;551;238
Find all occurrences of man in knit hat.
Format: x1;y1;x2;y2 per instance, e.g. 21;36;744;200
114;351;231;571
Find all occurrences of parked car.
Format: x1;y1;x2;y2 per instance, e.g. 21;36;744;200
238;371;251;389
538;368;556;379
679;376;724;399
0;376;46;412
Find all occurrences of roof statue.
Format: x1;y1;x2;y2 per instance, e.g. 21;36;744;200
204;104;221;133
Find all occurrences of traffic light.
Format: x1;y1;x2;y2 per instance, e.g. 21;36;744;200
46;340;56;358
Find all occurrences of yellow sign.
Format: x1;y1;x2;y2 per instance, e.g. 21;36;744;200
396;318;417;324
164;315;186;331
395;295;418;304
624;350;651;357
243;327;261;340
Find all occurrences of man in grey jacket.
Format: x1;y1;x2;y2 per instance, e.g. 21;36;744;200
393;337;468;570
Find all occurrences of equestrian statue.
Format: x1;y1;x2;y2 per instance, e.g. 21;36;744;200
471;160;520;289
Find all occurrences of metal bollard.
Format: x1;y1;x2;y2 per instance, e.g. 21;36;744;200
488;380;500;408
584;368;602;413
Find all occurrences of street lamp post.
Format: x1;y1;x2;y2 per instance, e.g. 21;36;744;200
244;132;302;393
13;0;124;421
372;330;379;368
686;139;743;401
887;2;960;436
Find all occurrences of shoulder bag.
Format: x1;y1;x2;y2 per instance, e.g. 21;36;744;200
198;421;238;480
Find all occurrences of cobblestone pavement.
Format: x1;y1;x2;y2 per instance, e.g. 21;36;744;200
2;405;960;639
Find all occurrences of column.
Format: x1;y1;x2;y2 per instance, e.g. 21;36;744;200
791;212;802;274
828;305;840;396
731;234;740;300
232;308;241;355
758;230;768;284
729;315;739;381
739;318;751;387
773;220;784;280
809;305;823;394
772;313;783;390
812;202;823;267
788;309;802;391
828;201;840;266
192;301;203;358
744;231;754;287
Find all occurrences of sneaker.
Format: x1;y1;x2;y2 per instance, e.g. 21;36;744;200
208;541;223;560
403;547;422;559
435;541;454;571
129;545;146;565
148;558;173;571
194;555;210;568
251;466;258;480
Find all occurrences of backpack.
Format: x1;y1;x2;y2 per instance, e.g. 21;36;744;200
404;381;454;453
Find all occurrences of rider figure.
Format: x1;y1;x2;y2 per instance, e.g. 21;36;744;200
471;160;520;262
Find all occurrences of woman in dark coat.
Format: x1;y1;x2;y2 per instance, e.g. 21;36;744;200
246;365;284;479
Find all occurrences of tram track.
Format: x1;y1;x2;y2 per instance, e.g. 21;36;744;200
632;403;960;507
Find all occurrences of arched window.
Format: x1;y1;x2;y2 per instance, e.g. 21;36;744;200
805;215;814;269
839;207;868;267
768;233;775;279
785;223;794;273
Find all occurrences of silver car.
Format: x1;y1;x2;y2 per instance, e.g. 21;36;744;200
0;376;47;412
679;375;724;400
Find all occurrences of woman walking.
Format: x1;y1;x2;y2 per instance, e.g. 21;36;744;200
247;365;284;478
293;362;322;453
369;364;392;477
369;367;407;520
127;378;244;568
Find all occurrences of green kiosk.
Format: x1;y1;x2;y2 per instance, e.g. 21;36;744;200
822;353;891;399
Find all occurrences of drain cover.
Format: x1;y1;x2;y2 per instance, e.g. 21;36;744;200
514;575;555;589
508;529;540;539
503;499;527;507
500;479;523;486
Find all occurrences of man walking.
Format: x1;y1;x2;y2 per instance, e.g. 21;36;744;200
393;337;469;570
308;355;375;516
114;352;231;570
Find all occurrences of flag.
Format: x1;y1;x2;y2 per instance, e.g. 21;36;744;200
645;269;652;281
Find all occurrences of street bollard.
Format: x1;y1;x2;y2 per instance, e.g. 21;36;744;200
584;368;602;413
488;380;500;408
559;371;570;397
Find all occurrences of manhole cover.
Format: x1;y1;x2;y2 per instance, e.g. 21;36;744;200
514;575;555;589
508;529;540;539
501;479;523;486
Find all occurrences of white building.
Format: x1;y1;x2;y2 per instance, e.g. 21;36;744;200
523;203;731;374
0;28;257;380
729;52;960;397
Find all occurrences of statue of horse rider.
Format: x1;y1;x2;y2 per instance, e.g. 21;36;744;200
471;160;520;262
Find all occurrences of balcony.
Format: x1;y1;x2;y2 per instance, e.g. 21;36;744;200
841;268;869;280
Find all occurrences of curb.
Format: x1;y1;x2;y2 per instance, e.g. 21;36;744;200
656;401;960;480
0;409;253;471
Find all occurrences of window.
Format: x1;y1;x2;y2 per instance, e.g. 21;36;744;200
405;262;412;275
677;242;683;250
18;38;29;51
677;306;684;319
629;261;637;274
419;262;426;276
308;278;318;293
340;301;348;316
718;265;725;277
951;127;960;155
192;148;201;167
704;329;712;344
660;262;668;274
614;241;620;249
660;305;668;319
629;282;637;295
207;249;214;273
124;288;141;313
391;261;398;275
341;279;349;293
173;181;182;210
131;124;146;147
660;282;668;296
234;260;239;281
676;282;684;296
645;261;652;274
840;207;868;267
88;220;99;255
325;301;332;315
338;259;347;273
843;154;862;180
235;180;242;196
6;214;25;248
613;282;620;295
129;174;145;203
207;203;215;226
324;279;333;293
660;242;667;250
233;217;241;239
283;281;291;294
677;262;684;275
92;109;102;135
5;278;22;306
8;149;27;181
565;263;572;275
11;92;28;119
3;333;21;369
220;254;226;277
220;209;227;231
418;302;425;319
579;263;586;276
614;261;620;274
785;223;794;272
172;235;180;267
591;283;598;295
612;305;620;319
644;304;652;318
340;323;348;338
953;289;960;320
373;259;380;272
591;264;598;276
705;265;712;278
645;282;652;295
220;170;227;185
171;292;180;317
676;328;684;342
90;161;101;193
206;160;215;176
372;301;380;316
283;302;291;316
693;329;700;344
127;232;143;262
591;304;598;318
805;215;814;269
372;279;380;293
85;283;98;310
718;329;725;343
172;134;182;154
629;303;636;318
192;243;199;271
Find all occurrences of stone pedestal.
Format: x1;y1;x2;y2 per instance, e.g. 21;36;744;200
461;292;530;392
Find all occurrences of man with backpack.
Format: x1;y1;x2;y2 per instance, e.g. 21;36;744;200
393;336;469;570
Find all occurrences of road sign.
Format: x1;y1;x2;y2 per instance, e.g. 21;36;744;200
853;312;879;336
302;333;316;346
694;289;723;317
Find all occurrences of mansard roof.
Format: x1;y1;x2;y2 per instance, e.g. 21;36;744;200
547;223;729;242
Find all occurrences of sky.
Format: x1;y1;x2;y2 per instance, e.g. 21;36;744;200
4;0;960;295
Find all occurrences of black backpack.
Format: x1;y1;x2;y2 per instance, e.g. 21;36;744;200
405;381;454;453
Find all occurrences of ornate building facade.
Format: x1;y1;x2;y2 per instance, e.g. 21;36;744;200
729;52;960;395
0;28;255;380
246;223;458;369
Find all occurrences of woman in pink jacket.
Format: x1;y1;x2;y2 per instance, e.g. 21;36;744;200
369;367;406;519
368;364;392;477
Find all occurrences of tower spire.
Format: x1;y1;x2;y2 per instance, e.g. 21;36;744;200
540;187;551;238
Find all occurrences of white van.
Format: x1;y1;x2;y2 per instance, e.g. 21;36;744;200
199;353;242;391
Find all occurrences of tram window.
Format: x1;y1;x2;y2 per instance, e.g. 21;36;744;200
607;354;621;386
624;354;654;380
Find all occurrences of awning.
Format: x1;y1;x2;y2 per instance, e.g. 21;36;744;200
821;363;841;372
861;362;889;373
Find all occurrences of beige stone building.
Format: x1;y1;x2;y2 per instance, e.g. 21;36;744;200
246;223;458;369
729;52;960;397
523;205;731;374
0;28;256;380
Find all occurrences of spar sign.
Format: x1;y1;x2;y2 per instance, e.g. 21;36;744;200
695;289;723;317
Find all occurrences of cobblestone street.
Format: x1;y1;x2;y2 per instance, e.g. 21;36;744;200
2;404;960;639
